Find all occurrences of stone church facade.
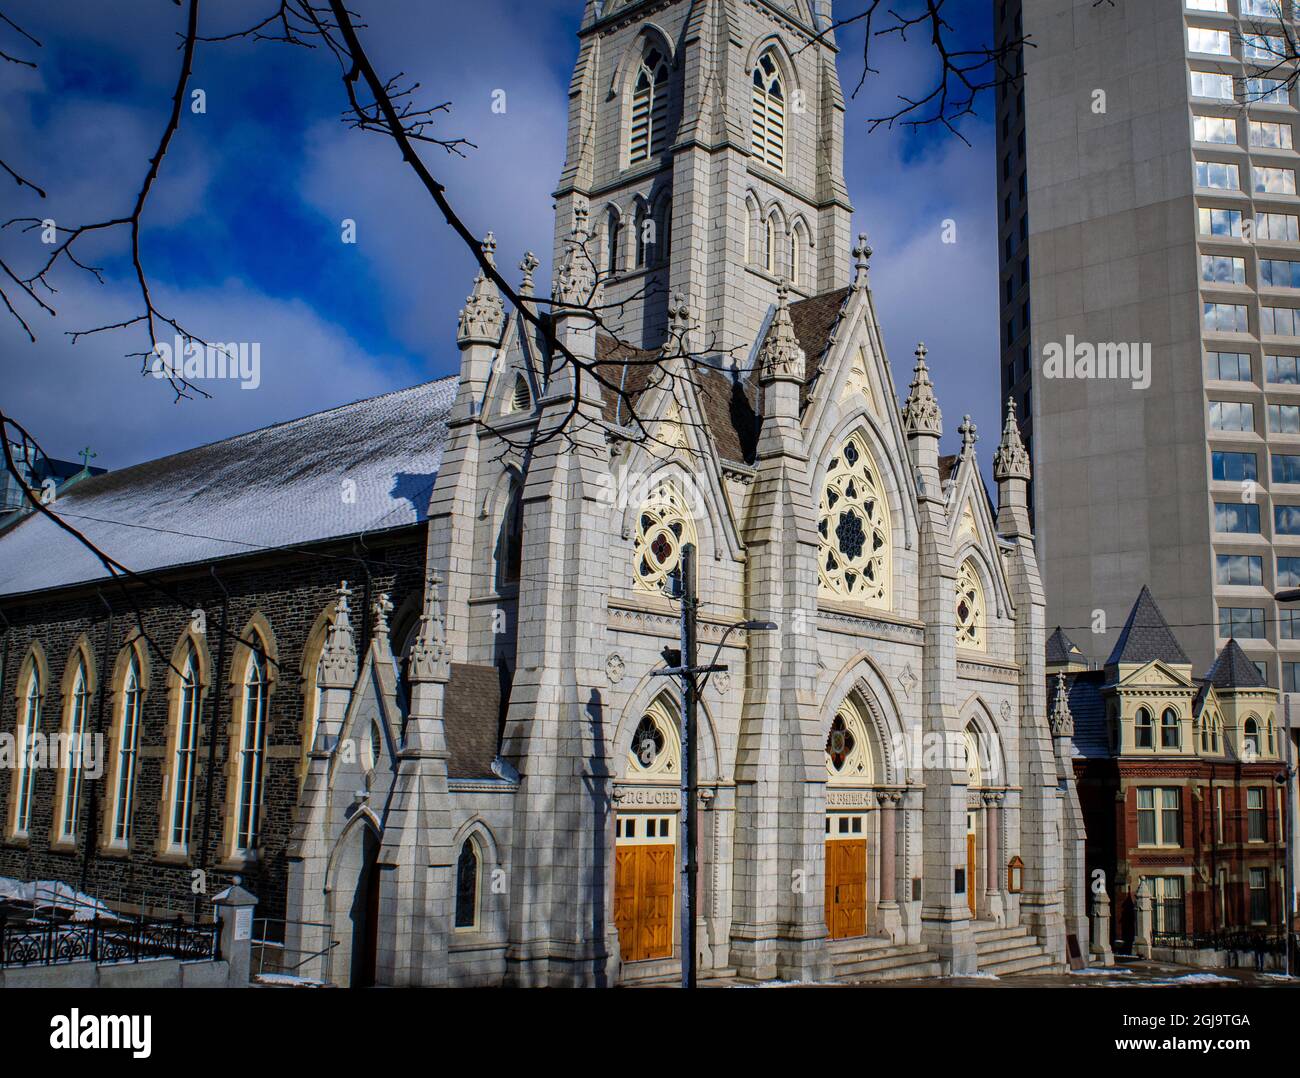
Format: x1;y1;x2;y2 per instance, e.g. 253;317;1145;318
0;0;1083;986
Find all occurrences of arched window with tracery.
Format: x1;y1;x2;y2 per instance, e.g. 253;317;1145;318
625;696;681;779
107;653;144;847
825;699;874;783
9;654;43;839
496;474;524;588
817;432;890;609
606;207;622;276
629;48;670;164
454;837;481;929
1244;716;1259;758
751;49;786;172
165;644;202;853
964;723;982;787
229;641;270;856
633;479;697;593
54;654;91;845
955;559;985;650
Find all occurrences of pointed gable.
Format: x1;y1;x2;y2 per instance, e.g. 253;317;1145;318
1105;586;1190;667
1206;638;1268;689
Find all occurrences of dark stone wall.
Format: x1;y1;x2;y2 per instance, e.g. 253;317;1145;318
0;526;427;927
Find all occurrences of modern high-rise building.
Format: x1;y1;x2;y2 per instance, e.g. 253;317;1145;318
998;0;1300;924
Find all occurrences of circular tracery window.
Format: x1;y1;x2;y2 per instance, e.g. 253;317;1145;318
825;702;873;783
818;433;889;608
626;699;680;779
633;481;697;593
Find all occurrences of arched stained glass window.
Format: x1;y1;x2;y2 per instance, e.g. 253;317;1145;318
955;560;986;650
626;697;681;779
58;659;91;842
825;700;874;783
168;647;201;850
110;655;143;845
633;480;697;593
14;662;42;837
817;433;890;609
235;648;269;853
454;838;480;929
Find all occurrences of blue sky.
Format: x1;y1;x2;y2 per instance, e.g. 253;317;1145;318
0;0;1000;473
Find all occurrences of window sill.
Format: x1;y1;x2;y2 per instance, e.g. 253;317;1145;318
154;848;192;866
216;852;260;872
3;834;30;850
98;843;131;860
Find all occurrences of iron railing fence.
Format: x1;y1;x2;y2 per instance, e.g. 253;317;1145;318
0;904;219;969
1151;929;1286;954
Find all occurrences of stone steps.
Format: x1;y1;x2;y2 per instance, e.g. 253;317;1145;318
830;938;943;982
973;921;1062;976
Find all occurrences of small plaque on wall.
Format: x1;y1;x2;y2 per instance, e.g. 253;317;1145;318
1066;933;1085;971
912;878;922;902
234;906;252;942
954;868;966;895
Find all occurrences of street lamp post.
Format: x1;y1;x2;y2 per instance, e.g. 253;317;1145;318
651;542;775;988
1272;590;1299;976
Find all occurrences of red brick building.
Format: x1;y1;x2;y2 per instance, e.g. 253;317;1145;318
1051;588;1289;953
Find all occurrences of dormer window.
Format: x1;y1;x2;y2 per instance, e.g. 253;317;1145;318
751;50;786;172
1160;707;1180;749
1135;706;1153;748
629;49;669;165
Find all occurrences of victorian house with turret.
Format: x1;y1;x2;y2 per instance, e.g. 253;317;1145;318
0;0;1081;986
1051;588;1290;961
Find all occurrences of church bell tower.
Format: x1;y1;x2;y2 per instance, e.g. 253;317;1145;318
554;0;853;357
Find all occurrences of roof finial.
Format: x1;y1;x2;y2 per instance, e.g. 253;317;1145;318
1049;671;1074;738
757;279;806;383
553;201;598;309
993;397;1031;482
666;292;693;353
372;592;393;640
958;414;978;454
519;251;539;297
901;342;942;436
457;233;505;345
851;232;872;289
407;569;450;683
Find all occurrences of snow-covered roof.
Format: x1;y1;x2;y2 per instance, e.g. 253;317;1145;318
0;378;456;599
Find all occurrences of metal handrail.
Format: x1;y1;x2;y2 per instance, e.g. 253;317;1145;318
251;916;339;977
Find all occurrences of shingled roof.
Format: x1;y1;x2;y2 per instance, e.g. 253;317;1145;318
0;378;456;599
1064;670;1109;759
444;663;503;778
1105;585;1191;667
1206;638;1269;689
590;287;853;467
1046;626;1087;666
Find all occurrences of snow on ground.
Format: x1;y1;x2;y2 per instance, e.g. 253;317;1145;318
0;877;122;921
254;973;328;988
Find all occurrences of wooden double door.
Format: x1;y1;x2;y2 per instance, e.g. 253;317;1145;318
614;814;675;962
825;814;867;940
